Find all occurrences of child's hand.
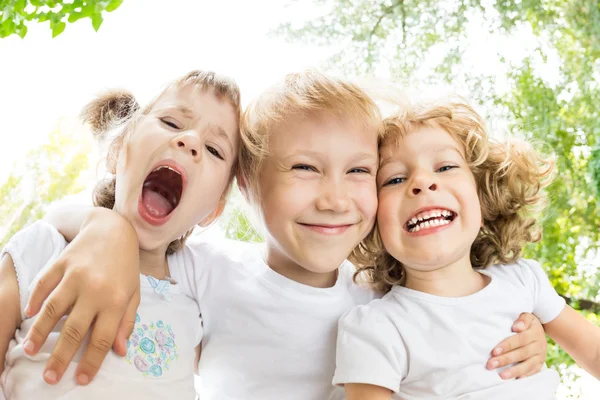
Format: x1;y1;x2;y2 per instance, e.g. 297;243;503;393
486;312;547;379
23;207;140;386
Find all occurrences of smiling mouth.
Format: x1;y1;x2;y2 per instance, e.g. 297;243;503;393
140;166;183;221
298;223;355;235
405;209;456;233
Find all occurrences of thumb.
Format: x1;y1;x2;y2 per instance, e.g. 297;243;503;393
112;289;140;356
512;312;534;332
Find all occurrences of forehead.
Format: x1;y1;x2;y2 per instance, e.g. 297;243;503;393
153;84;239;144
269;111;379;153
380;124;464;163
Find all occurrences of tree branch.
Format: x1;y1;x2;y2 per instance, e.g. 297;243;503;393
369;0;405;40
561;295;600;314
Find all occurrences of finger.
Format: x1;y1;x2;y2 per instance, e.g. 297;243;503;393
491;324;539;357
75;311;122;385
25;261;65;317
25;283;75;356
511;312;536;332
498;356;543;380
113;289;140;357
42;304;95;385
487;342;539;370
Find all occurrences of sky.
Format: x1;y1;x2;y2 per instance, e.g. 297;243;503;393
0;0;333;183
1;1;599;397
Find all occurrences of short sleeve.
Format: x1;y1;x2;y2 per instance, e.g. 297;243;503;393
173;235;246;304
332;303;407;393
518;259;566;324
1;221;67;319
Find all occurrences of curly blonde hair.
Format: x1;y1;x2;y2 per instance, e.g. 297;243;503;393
351;98;555;293
84;70;241;254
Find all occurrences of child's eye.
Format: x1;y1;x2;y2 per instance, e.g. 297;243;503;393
437;165;458;173
160;118;182;129
348;167;370;174
383;177;406;186
292;164;317;172
206;145;224;160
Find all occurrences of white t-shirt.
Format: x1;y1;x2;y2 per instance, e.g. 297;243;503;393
333;259;566;400
174;237;377;400
0;221;202;400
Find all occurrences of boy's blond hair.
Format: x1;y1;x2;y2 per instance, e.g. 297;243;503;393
352;98;555;293
82;70;241;254
239;69;383;201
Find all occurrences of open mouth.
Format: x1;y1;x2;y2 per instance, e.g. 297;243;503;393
405;208;456;233
139;165;184;223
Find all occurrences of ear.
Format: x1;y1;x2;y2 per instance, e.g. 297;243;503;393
107;136;125;174
198;198;227;227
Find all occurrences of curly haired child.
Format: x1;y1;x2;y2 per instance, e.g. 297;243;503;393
333;96;600;399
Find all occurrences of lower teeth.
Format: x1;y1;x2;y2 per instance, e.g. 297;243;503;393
409;218;451;232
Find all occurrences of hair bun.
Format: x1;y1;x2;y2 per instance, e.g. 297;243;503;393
81;89;140;139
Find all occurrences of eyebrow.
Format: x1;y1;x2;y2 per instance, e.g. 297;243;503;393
287;150;377;161
379;144;463;168
170;105;195;117
207;123;234;154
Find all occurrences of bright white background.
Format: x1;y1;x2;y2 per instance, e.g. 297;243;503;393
0;0;598;398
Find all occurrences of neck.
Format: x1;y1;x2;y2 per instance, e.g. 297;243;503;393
264;244;337;288
403;253;489;297
139;245;170;280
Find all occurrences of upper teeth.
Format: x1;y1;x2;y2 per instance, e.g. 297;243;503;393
154;165;180;175
407;209;454;227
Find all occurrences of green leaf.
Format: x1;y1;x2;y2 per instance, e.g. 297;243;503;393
106;0;124;12
51;21;65;37
91;13;103;31
68;12;82;23
16;23;27;38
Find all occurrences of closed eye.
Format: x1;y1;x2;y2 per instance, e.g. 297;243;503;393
206;145;224;160
348;167;370;174
383;177;406;186
160;118;182;130
292;164;317;172
437;165;458;173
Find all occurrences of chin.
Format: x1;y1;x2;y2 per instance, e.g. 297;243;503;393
304;255;346;274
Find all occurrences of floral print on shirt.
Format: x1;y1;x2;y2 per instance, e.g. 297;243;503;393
125;313;178;377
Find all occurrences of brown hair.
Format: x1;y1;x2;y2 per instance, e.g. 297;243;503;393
239;69;383;202
84;70;241;254
352;98;555;293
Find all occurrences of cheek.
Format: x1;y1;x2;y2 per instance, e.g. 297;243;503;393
461;182;482;227
376;192;400;240
353;181;378;220
377;191;398;221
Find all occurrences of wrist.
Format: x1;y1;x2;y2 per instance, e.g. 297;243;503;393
81;208;137;243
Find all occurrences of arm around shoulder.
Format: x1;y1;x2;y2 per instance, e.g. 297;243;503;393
544;305;600;379
44;203;132;243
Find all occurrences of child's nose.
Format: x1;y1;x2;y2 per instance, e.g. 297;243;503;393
316;184;350;212
173;133;201;161
412;183;437;195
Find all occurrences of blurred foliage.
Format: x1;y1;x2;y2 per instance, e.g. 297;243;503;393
0;0;123;38
278;0;600;383
0;123;92;248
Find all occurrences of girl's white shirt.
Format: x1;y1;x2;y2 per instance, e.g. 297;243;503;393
333;259;565;400
175;236;378;400
1;221;202;400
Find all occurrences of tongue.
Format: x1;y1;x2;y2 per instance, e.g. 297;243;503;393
142;188;173;217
